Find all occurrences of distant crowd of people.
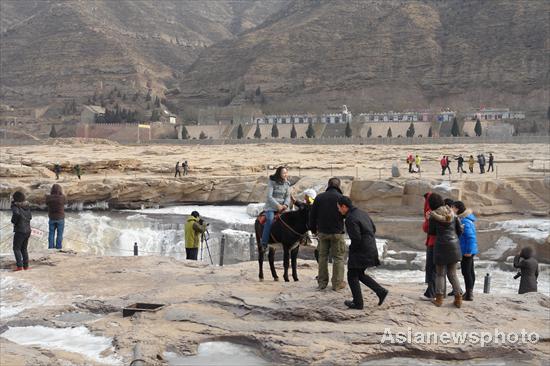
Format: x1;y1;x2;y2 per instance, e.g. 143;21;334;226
174;160;189;177
406;153;495;175
52;163;82;180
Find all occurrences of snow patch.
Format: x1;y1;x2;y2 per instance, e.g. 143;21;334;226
483;236;517;260
0;276;52;319
493;219;550;243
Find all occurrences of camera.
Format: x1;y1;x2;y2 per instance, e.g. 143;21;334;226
513;272;521;280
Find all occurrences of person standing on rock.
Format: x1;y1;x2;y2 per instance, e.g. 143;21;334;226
468;155;475;173
11;191;32;271
54;163;61;180
183;160;189;176
337;196;388;309
487;153;494;172
46;184;66;250
440;156;448;175
260;166;291;250
406;154;414;173
309;177;346;291
421;193;437;300
456;155;466;173
445;156;452;175
174;161;181;178
415;155;421;173
451;201;478;301
427;193;464;308
513;246;538;294
73;164;81;180
184;211;208;260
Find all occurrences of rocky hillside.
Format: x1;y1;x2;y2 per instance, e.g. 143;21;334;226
1;0;548;116
0;0;288;108
175;0;549;113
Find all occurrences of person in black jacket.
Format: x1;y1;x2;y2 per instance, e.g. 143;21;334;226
337;196;388;309
428;193;464;308
513;246;538;294
11;191;32;271
309;177;346;290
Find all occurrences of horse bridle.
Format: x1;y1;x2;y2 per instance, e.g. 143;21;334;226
276;212;310;244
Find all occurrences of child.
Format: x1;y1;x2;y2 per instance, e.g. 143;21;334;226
452;201;478;301
513;247;538;294
11;191;32;271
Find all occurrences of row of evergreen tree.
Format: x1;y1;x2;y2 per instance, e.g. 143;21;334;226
95;105;140;123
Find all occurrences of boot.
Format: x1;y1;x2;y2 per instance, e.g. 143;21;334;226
463;289;473;301
13;266;23;272
432;294;444;307
454;293;462;308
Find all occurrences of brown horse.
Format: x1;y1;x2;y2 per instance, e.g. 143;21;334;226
254;205;310;282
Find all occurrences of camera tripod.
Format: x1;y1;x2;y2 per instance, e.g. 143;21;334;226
200;229;213;265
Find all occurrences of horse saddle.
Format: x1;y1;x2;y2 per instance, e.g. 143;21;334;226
257;211;280;226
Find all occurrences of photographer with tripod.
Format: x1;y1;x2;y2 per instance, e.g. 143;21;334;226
184;211;208;260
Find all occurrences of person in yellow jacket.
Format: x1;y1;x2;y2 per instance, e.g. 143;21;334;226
468;155;475;173
415;154;422;173
184;211;207;260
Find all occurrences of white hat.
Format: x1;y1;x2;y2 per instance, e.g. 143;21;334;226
303;189;317;199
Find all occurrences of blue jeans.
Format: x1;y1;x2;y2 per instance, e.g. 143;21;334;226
48;219;65;249
260;210;275;248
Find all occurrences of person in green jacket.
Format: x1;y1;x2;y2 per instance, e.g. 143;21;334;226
184;211;207;260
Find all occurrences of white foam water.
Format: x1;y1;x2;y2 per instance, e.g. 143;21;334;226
137;205;255;224
1;325;122;364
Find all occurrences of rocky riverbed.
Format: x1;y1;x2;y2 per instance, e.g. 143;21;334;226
1;253;549;365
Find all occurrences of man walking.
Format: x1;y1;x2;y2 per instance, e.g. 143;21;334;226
175;161;181;178
309;177;346;291
337;196;388;309
184;211;207;260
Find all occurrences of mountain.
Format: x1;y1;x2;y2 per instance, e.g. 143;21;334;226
174;0;549;113
0;0;288;108
1;0;548;117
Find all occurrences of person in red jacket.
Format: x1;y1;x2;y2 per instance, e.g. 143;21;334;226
422;192;437;300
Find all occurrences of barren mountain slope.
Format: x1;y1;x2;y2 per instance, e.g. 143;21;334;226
175;0;550;113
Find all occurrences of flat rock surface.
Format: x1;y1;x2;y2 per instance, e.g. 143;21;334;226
1;253;548;365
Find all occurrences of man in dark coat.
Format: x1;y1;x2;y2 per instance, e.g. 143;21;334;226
513;246;538;294
337;196;388;309
309;178;346;290
487;153;494;172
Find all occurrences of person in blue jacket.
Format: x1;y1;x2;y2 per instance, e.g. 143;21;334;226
452;201;478;301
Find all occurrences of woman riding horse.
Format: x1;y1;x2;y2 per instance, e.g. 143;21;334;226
261;166;291;249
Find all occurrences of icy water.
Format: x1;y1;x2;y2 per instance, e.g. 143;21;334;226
165;342;270;365
1;205;549;295
1;325;121;364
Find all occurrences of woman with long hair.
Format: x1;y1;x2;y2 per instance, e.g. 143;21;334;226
261;166;291;248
